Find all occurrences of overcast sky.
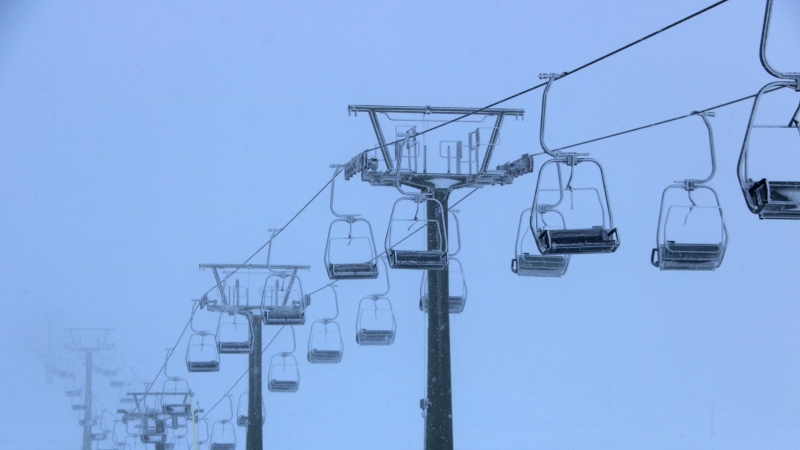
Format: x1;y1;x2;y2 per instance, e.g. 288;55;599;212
2;1;799;449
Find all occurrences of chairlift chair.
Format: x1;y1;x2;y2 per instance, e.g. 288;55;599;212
267;327;300;392
186;309;221;372
139;415;167;444
119;384;136;404
420;210;467;313
185;332;221;372
308;285;344;363
268;353;301;393
209;422;236;450
511;208;570;277
216;311;253;354
236;391;266;427
532;157;620;254
64;382;82;398
308;320;344;363
71;393;85;410
356;296;397;345
420;258;467;314
161;382;191;417
208;396;236;450
533;73;620;254
738;0;800;219
325;165;380;280
653;112;728;270
261;273;308;325
385;192;448;270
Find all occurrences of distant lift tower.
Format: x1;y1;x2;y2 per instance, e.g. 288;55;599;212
200;254;310;450
67;328;113;450
345;105;524;450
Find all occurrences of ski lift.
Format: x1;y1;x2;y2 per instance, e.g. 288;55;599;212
356;256;396;345
268;327;300;393
236;391;265;427
511;208;569;277
420;210;467;313
216;310;254;354
652;112;728;270
119;383;136;404
325;165;380;280
186;307;221;372
532;74;620;254
261;274;307;325
64;376;82;398
186;332;220;372
307;285;344;363
71;391;85;410
210;396;237;450
161;351;192;416
194;419;211;450
139;414;167;445
262;229;309;325
386;192;448;270
738;0;800;218
384;138;448;269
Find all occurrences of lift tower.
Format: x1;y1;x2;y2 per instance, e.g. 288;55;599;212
67;328;112;450
201;262;310;450
346;105;524;450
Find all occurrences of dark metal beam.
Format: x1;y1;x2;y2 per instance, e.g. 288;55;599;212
425;189;454;450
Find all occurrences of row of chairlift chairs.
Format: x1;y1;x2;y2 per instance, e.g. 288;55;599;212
510;73;731;277
514;0;800;275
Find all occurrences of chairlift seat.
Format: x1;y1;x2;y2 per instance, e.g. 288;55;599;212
327;262;379;280
512;253;569;277
237;415;248;428
356;328;395;345
217;341;252;354
264;307;305;326
210;444;236;450
72;404;85;411
187;359;220;372
268;379;300;393
65;389;81;398
90;433;107;441
109;380;125;388
163;404;191;416
141;434;167;444
747;179;800;219
388;249;447;270
308;348;343;364
538;226;619;254
419;295;465;314
652;242;725;270
120;396;136;404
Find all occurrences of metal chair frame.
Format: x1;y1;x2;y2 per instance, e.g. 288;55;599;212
209;397;236;450
215;310;254;354
268;327;300;393
653;112;728;270
308;285;344;363
325;165;380;280
420;210;467;313
512;207;569;277
532;73;619;254
385;194;448;269
738;0;800;219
